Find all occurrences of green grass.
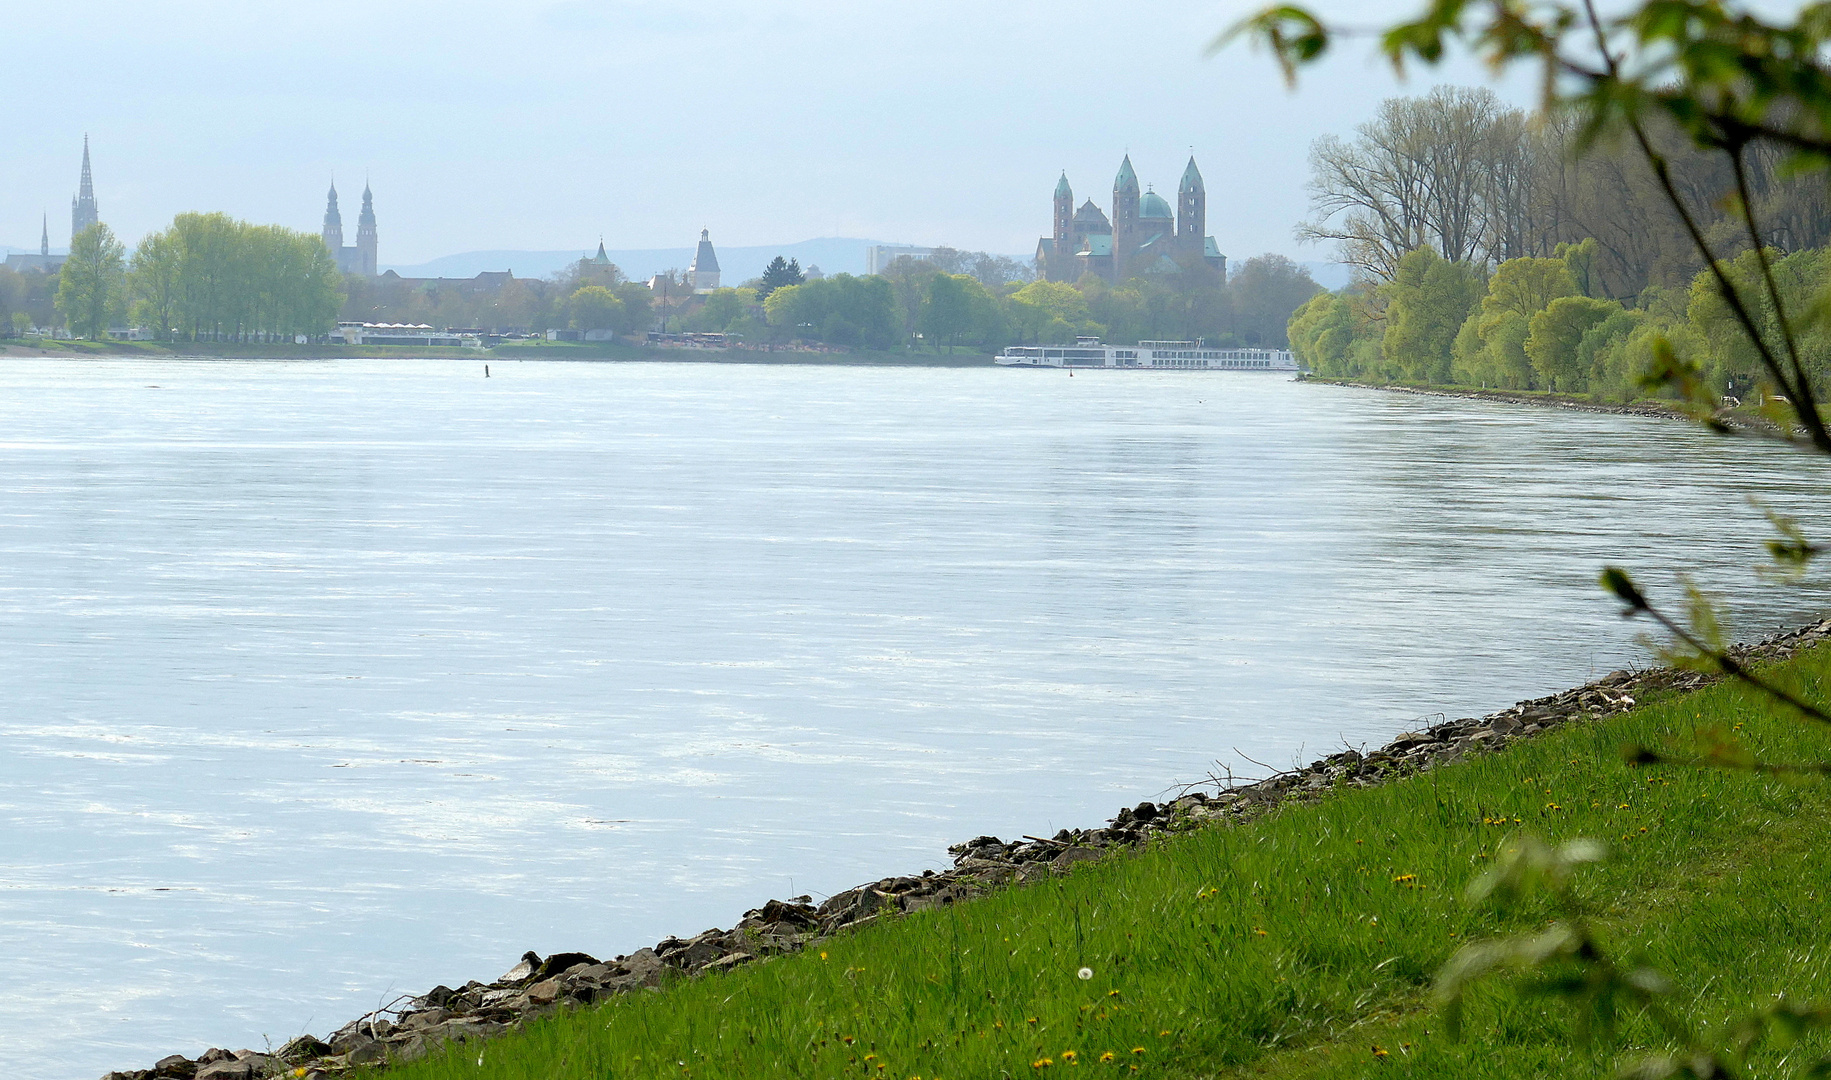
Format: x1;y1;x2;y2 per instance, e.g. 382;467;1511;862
376;650;1831;1079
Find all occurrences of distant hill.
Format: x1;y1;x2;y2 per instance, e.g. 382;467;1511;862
381;238;903;284
1300;261;1354;291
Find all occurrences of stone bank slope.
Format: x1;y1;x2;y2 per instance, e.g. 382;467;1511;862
100;618;1831;1080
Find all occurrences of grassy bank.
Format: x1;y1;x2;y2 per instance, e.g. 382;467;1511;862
372;647;1831;1079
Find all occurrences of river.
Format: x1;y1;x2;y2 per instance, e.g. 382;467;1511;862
1;358;1826;1079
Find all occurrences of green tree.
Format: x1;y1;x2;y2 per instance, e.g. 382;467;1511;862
756;257;805;302
1525;295;1619;391
1230;254;1322;347
919;273;974;351
1380;247;1485;382
688;287;757;333
56;223;127;340
567;286;626;332
1008;280;1094;344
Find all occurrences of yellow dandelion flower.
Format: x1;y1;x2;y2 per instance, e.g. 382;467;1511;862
1372;1045;1390;1058
1107;990;1121;997
1028;1016;1040;1025
820;951;828;960
1061;1050;1078;1063
1099;1052;1116;1063
1131;1047;1146;1056
1252;927;1268;937
1032;1058;1054;1069
1158;1030;1170;1037
864;1053;876;1061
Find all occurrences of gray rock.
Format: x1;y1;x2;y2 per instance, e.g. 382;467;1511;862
400;1007;452;1030
499;950;541;982
276;1036;330;1064
152;1056;194;1079
193;1063;252;1080
1051;847;1103;874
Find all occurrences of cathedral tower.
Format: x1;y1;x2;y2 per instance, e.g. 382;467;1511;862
71;136;99;244
356;184;378;277
1177;157;1205;253
322;183;345;258
1112;155;1140;278
1052;172;1073;260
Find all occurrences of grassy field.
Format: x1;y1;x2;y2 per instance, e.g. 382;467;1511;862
367;647;1831;1079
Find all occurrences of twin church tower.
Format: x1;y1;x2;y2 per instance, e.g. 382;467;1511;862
320;183;378;276
1036;155;1225;283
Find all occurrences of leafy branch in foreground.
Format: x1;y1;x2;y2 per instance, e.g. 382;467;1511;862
1232;0;1831;1069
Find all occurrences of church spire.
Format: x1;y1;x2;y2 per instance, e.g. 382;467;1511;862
354;182;378;277
79;135;94;202
70;135;100;243
40;215;49;257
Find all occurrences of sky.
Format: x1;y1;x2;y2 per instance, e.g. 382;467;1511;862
5;0;1540;266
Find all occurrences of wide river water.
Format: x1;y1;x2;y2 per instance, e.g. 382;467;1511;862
3;358;1829;1079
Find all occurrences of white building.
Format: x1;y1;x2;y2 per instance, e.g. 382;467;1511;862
865;245;944;275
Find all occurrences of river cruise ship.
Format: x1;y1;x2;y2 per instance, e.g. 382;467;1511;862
995;338;1299;371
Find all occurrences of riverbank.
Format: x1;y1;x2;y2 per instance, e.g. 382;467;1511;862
1301;375;1691;419
0;340;995;366
98;617;1831;1080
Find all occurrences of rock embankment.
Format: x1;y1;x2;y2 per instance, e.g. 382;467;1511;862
100;618;1831;1080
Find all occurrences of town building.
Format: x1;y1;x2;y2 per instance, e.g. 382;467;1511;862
321;182;379;276
1036;156;1225;283
865;245;945;275
576;241;621;287
5;216;65;274
689;229;720;293
71;136;99;244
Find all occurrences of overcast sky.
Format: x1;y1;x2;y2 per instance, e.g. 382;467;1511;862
7;0;1537;265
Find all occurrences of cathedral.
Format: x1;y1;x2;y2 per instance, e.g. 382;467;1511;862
1036;155;1225;283
321;182;378;276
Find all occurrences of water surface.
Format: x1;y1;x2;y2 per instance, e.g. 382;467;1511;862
1;359;1825;1079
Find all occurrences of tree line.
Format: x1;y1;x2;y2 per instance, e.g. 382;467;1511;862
1290;237;1831;399
46;215;344;340
1303;85;1831;298
658;253;1323;353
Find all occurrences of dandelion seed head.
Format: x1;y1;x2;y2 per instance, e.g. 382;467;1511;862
1077;967;1093;980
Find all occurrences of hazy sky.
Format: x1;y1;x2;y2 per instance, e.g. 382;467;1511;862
8;0;1537;264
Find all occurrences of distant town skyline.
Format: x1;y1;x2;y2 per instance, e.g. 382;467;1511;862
4;0;1536;265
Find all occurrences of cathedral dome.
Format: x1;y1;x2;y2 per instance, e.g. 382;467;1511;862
1140;190;1173;219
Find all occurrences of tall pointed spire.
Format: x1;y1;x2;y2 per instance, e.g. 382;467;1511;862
70;135;100;243
40;215;49;257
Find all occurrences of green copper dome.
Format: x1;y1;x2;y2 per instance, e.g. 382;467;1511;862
1140;189;1173;219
